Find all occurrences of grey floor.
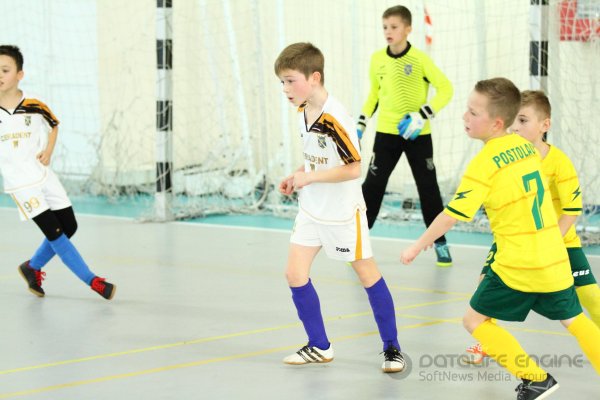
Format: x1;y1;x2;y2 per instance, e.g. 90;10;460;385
0;208;598;400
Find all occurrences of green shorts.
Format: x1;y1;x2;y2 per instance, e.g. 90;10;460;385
480;243;497;276
481;245;597;287
568;247;597;286
470;268;582;321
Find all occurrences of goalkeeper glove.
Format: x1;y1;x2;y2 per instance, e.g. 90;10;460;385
356;114;367;140
397;104;434;140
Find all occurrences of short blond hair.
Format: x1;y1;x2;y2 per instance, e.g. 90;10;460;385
521;90;551;119
274;42;325;84
474;78;521;128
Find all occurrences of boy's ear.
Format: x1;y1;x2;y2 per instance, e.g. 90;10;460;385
542;117;551;133
493;116;505;132
310;71;322;84
17;69;24;81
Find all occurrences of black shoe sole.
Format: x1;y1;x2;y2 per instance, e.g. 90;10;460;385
95;283;116;300
106;285;116;300
18;266;45;298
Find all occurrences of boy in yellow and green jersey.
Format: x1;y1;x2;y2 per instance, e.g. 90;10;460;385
357;5;453;267
401;78;600;400
464;90;600;371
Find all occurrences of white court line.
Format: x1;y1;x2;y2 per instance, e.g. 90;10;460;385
2;207;598;257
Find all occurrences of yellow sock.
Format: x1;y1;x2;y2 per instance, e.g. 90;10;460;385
472;320;546;381
476;318;496;354
567;313;600;375
576;284;600;328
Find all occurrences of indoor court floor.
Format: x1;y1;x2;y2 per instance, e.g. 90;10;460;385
0;208;598;399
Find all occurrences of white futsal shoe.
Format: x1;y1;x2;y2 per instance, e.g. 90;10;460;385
283;345;334;365
382;346;406;373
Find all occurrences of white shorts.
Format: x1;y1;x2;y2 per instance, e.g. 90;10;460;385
9;170;71;221
290;209;373;262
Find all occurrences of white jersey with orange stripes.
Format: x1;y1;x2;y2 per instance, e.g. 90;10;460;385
0;93;59;193
296;94;365;225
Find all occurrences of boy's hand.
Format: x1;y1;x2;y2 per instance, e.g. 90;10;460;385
279;175;295;195
400;244;422;264
36;150;52;166
292;170;311;190
398;105;434;141
356;115;367;140
357;127;365;140
398;112;425;140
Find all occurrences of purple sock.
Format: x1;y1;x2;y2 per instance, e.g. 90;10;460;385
291;279;330;350
366;277;400;351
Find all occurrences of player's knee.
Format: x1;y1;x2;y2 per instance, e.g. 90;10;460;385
353;260;381;287
285;269;308;287
46;227;63;241
462;314;479;334
64;220;78;238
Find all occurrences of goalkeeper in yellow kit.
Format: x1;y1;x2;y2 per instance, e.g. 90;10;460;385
401;78;600;400
357;5;453;267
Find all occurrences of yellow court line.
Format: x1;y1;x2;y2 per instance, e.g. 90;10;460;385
0;322;301;376
0;345;300;399
397;313;463;324
315;275;472;297
390;285;471;296
396;313;571;337
0;310;574;397
395;296;470;311
507;326;570;337
0;319;446;399
0;296;468;376
323;296;469;321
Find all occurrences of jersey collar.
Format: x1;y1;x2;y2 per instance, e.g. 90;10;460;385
0;91;25;115
386;42;412;59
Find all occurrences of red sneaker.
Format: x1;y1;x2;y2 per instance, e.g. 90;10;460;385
463;343;488;365
90;276;116;300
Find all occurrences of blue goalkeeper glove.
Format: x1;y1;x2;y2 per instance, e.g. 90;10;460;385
397;104;434;140
356;114;367;140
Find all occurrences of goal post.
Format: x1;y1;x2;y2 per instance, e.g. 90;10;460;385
1;0;597;243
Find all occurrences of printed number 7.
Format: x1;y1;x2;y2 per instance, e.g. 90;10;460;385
522;171;545;230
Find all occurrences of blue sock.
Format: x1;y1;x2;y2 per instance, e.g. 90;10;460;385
48;234;95;284
29;239;56;270
365;277;400;351
291;279;330;350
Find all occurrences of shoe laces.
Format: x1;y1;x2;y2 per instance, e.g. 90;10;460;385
382;346;402;362
466;343;483;353
34;270;46;287
515;380;531;400
91;277;106;293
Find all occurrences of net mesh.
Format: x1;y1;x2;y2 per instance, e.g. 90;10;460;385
1;0;598;244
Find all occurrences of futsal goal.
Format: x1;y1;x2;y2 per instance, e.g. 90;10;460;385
1;0;598;243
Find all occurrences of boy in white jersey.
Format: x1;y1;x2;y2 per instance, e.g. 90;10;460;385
0;45;115;299
274;42;404;372
464;90;600;366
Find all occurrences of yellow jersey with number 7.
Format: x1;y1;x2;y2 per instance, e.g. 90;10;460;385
444;133;573;293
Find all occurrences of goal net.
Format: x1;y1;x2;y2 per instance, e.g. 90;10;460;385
1;0;598;243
